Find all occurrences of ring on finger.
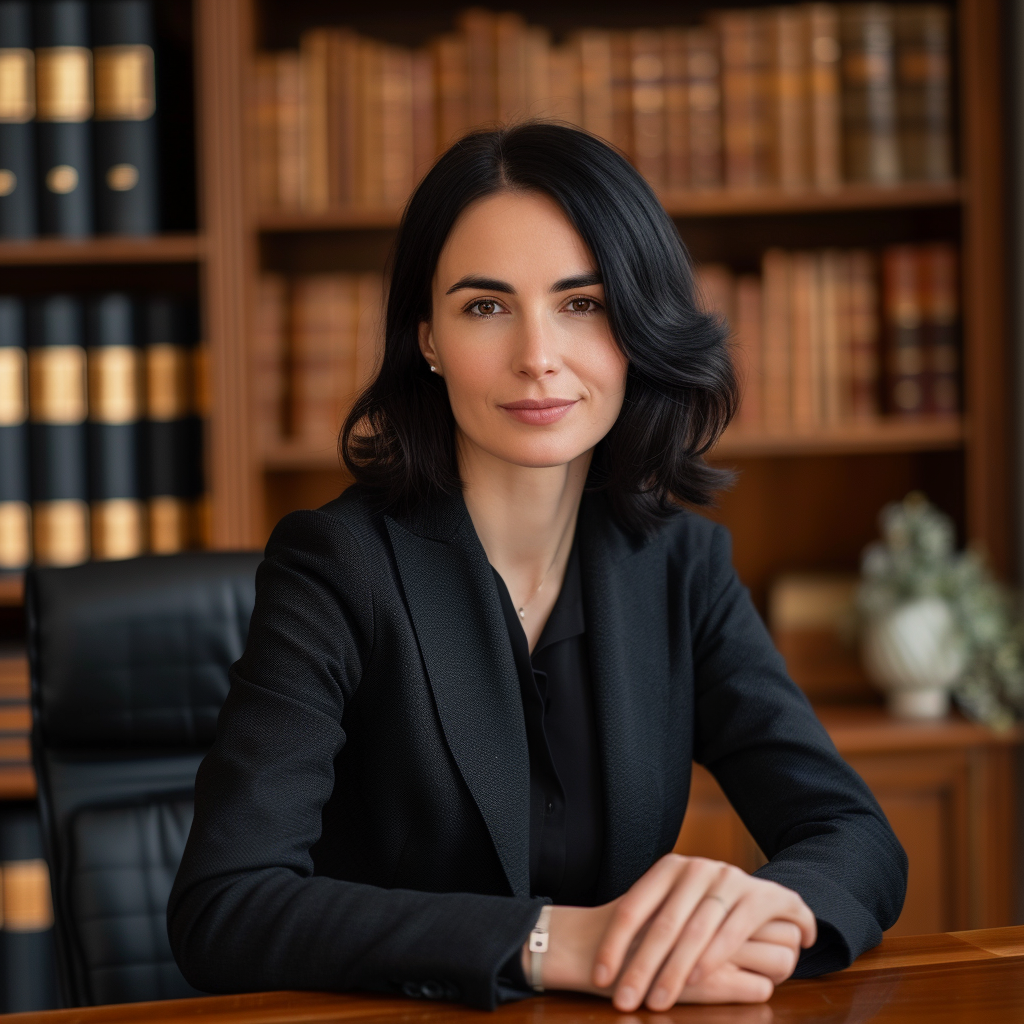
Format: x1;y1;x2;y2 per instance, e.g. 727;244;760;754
704;892;730;911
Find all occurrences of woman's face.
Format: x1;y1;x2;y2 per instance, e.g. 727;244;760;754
419;191;628;470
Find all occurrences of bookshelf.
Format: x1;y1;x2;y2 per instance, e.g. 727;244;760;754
0;233;204;266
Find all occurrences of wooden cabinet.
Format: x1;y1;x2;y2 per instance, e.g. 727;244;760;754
675;706;1021;933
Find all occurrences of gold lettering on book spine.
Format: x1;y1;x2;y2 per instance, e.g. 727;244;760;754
29;347;87;423
35;47;92;122
88;346;140;423
0;502;31;570
2;860;55;932
149;496;191;553
91;499;144;560
32;500;89;566
0;348;27;425
0;49;34;122
146;345;191;420
93;45;155;120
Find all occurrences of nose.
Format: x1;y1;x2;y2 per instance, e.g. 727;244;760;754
511;309;561;380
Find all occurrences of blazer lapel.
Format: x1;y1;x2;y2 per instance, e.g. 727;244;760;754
579;495;679;903
385;494;531;898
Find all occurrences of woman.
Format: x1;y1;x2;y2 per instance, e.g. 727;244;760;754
169;123;906;1013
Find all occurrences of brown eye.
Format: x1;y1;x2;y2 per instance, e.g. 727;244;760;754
570;298;595;313
477;300;496;315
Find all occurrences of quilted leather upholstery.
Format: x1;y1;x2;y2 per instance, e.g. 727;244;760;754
27;552;263;1007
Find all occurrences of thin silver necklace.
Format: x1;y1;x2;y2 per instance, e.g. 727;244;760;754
516;548;563;620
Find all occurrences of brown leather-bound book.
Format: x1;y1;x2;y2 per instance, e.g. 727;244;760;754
609;32;633;158
685;27;723;188
818;249;846;424
254;54;279;209
433;33;469;149
524;26;551;121
805;4;842;189
847;248;880;418
354;274;385;393
356;40;384;208
882;245;925;415
734;274;764;425
663;29;688;192
767;5;808;189
411;49;437;185
918;242;959;415
275;51;303;210
895;4;953;182
326;29;360;208
548;43;582;126
717;9;772;189
290;275;357;446
574;29;613;143
697;263;735;324
381;45;414;208
496;12;529;122
300;30;330;212
789;250;822;428
630;30;666;191
761;248;792;428
253;275;287;450
457;8;498;129
841;4;900;184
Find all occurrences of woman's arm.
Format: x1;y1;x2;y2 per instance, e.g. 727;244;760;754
167;509;545;1010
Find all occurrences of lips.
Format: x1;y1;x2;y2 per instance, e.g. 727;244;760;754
498;398;578;425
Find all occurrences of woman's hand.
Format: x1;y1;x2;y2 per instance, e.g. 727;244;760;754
591;854;815;1011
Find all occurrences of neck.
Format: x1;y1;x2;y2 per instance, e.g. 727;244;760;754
459;434;589;617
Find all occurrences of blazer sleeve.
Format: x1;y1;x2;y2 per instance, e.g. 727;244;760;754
166;510;544;1010
689;524;908;975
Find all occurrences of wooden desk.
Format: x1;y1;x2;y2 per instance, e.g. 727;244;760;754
5;926;1024;1023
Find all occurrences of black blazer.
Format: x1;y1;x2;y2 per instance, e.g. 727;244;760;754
168;486;907;1009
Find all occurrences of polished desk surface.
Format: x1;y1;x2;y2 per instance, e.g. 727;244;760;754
8;926;1024;1024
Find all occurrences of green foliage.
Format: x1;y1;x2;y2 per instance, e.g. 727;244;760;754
858;492;1024;728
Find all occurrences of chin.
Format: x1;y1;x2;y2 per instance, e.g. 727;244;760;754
487;438;593;469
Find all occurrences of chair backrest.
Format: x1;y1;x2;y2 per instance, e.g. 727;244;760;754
26;552;262;1007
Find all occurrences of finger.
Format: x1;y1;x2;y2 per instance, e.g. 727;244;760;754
637;869;747;1011
730;938;800;983
750;919;802;949
679;962;774;1005
595;855;721;994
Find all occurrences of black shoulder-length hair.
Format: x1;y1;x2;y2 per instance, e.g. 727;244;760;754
341;121;737;536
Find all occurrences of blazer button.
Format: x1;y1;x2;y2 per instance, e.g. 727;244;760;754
420;979;445;1000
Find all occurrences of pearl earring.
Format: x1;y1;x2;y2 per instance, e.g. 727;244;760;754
430;365;438;373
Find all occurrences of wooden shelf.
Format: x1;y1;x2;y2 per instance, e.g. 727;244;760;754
256;182;963;233
0;765;35;800
0;574;24;607
713;416;966;458
0;233;204;266
262;440;343;471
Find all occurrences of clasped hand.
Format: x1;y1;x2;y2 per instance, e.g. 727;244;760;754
531;854;816;1012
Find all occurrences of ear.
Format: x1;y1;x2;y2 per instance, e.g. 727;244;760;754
418;321;440;374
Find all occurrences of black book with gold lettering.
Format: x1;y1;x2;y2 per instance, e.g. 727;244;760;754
28;295;89;565
33;1;92;237
87;293;144;559
0;298;30;570
92;1;158;235
0;2;36;238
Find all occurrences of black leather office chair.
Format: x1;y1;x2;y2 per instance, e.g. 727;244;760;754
26;552;262;1007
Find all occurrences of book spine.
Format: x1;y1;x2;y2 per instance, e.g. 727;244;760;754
761;248;792;427
495;12;528;123
253;53;278;209
355;39;383;208
354;273;384;392
86;292;143;559
818;249;844;423
33;1;93;237
685;28;722;188
895;4;952;182
433;33;468;150
275;52;302;209
380;45;414;207
789;250;821;428
91;0;158;235
805;4;842;189
609;32;633;157
0;2;36;238
299;28;329;211
841;3;900;184
734;274;763;425
548;42;581;126
768;6;807;189
882;244;925;415
630;30;665;191
919;242;959;414
848;248;880;418
328;30;359;206
575;30;613;142
28;295;89;565
523;26;550;122
663;28;688;192
0;298;30;569
457;8;497;129
253;274;287;448
410;48;436;184
717;10;770;188
144;296;200;552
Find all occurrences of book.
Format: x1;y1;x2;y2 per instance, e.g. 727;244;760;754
28;295;90;565
495;13;528;123
717;10;771;188
410;48;436;183
0;804;59;1012
847;248;881;418
609;32;633;157
91;0;158;235
818;248;846;424
299;27;329;212
0;297;29;570
548;42;581;126
630;30;665;192
685;28;723;188
767;5;808;189
841;3;900;184
0;2;35;238
733;274;763;425
144;297;201;553
33;0;93;237
354;273;384;392
86;293;143;559
253;53;278;210
380;45;414;207
761;248;792;427
574;29;613;142
789;250;821;427
326;29;360;207
458;8;497;130
275;51;302;209
253;274;287;448
433;33;469;149
806;4;842;189
663;29;688;191
918;242;959;414
895;4;953;182
882;244;925;414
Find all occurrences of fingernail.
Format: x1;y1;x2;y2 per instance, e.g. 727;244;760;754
617;986;636;1008
594;965;609;986
650;987;669;1007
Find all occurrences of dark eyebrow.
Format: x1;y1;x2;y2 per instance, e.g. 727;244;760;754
551;272;603;292
445;276;516;296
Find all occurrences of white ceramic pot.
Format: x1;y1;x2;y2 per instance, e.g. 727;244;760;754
861;597;967;720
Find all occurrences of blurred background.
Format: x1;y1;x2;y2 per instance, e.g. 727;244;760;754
0;0;1022;1011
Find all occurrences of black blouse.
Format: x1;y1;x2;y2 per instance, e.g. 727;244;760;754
491;536;604;907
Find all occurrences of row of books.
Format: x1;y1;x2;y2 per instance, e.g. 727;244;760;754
0;293;204;571
254;3;954;212
698;240;959;429
0;1;159;239
254;273;384;448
